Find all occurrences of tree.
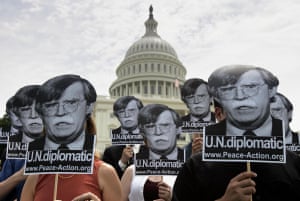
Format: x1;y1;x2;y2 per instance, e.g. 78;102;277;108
0;113;11;131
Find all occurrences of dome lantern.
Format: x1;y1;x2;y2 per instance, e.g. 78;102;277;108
143;5;159;37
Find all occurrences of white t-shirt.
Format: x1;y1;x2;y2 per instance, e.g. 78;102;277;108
128;166;177;201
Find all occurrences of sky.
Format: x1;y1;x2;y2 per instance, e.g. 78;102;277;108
0;0;300;130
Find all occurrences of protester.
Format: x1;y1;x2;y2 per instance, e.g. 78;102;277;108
190;99;226;156
8;85;43;144
0;167;27;200
102;96;144;178
180;78;215;159
270;92;300;145
6;96;22;135
1;85;43;201
121;104;182;201
172;64;300;201
0;96;22;170
21;75;122;201
21;155;122;201
136;104;184;160
121;165;173;201
28;74;96;150
180;78;214;123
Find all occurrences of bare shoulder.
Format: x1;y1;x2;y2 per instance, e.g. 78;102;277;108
97;161;121;192
126;164;134;172
122;164;134;178
26;174;39;185
98;162;116;173
21;174;39;200
97;162;119;179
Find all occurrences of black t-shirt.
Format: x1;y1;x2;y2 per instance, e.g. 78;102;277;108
172;151;300;201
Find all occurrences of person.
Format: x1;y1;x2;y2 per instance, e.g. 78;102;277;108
136;104;184;160
180;78;214;123
28;74;96;150
6;96;23;136
21;98;123;201
1;85;44;201
102;96;144;178
111;96;144;136
172;64;300;201
8;85;44;145
0;167;27;200
21;150;122;201
180;78;215;159
121;165;173;201
0;96;23;170
189;99;226;157
22;160;122;201
121;104;182;201
270;92;300;145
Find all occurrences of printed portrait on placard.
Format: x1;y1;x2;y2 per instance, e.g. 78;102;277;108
25;74;96;174
110;96;144;145
6;86;44;159
203;65;285;163
135;104;185;175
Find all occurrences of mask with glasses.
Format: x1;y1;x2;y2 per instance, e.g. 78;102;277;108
185;94;208;104
217;83;266;100
117;108;138;118
42;99;85;116
143;123;175;134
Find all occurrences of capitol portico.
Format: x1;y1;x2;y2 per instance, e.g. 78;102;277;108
94;6;190;155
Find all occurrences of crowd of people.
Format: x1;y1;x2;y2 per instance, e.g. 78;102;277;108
0;64;300;201
172;65;300;201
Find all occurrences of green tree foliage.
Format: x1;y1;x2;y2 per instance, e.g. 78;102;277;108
0;114;11;131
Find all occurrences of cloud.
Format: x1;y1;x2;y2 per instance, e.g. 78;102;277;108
1;0;300;129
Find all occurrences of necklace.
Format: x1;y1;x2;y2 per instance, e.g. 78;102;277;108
58;174;74;179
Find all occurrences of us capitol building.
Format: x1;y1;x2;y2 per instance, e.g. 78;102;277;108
93;6;191;154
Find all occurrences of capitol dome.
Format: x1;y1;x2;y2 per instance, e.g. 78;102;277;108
109;5;186;99
125;5;178;59
124;32;178;59
95;6;190;154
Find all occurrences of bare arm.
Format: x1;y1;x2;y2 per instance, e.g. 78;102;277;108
0;167;27;200
98;163;122;201
120;165;134;201
20;174;38;201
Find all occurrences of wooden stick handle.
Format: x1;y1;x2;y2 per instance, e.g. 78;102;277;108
246;161;251;172
246;161;253;201
53;174;58;201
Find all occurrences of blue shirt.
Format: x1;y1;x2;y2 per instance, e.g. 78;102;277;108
0;159;25;201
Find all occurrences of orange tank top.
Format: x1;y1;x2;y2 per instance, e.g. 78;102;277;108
34;159;103;201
